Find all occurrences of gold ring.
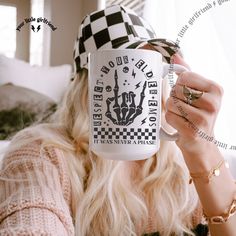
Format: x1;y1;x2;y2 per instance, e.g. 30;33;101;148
183;85;203;105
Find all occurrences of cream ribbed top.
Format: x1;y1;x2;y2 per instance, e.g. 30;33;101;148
0;140;204;235
0;141;74;235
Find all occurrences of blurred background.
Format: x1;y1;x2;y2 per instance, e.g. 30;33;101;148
0;0;236;167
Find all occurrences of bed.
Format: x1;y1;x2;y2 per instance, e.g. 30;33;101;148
0;55;72;164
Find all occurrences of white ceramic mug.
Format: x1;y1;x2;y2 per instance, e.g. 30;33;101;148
88;49;187;161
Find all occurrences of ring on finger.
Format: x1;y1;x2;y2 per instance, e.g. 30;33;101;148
183;85;203;105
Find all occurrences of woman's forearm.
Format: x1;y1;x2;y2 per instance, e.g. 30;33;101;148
183;145;236;236
168;55;236;235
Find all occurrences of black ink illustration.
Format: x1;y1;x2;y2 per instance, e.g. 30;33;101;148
132;69;136;78
17;17;57;32
31;25;35;32
123;66;129;73
105;70;147;126
93;127;157;141
141;117;147;125
31;24;41;32
106;86;112;92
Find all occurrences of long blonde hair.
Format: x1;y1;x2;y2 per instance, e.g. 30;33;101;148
1;69;198;236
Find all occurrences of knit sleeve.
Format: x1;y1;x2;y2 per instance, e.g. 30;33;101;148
0;140;75;236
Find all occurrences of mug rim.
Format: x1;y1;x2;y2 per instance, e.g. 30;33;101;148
88;48;163;60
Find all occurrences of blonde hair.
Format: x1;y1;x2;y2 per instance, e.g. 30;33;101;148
1;69;198;236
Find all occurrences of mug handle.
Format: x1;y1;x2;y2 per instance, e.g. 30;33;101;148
159;63;189;141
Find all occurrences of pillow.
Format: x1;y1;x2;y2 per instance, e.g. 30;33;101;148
0;83;57;140
0;55;72;103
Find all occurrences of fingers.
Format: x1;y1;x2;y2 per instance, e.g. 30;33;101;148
171;84;218;111
171;72;223;112
172;53;191;71
165;71;224;140
166;97;209;128
176;71;224;96
165;110;197;137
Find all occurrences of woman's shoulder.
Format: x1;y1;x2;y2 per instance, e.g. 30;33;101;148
2;125;64;166
3;139;67;174
0;126;74;235
1;125;72;204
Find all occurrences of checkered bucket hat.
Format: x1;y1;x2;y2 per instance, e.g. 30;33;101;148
73;5;180;74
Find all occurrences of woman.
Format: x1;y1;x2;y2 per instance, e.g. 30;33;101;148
0;5;235;236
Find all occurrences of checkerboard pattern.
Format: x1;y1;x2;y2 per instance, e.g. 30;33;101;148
73;5;155;73
93;127;157;141
148;38;180;63
73;5;180;75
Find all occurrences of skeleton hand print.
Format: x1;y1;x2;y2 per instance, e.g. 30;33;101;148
105;70;147;126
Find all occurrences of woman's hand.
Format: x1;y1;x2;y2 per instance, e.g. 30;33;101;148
165;53;224;158
168;54;236;236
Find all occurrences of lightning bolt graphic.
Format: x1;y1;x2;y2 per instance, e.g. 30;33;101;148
132;69;136;78
135;82;141;89
141;118;147;125
37;25;41;32
31;25;35;32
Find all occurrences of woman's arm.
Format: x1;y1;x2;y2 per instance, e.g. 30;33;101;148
0;141;74;235
183;138;236;235
166;54;236;236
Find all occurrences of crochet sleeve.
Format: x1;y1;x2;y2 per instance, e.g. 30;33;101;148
0;141;74;236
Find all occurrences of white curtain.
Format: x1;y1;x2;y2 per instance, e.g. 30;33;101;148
106;0;146;16
143;0;236;152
